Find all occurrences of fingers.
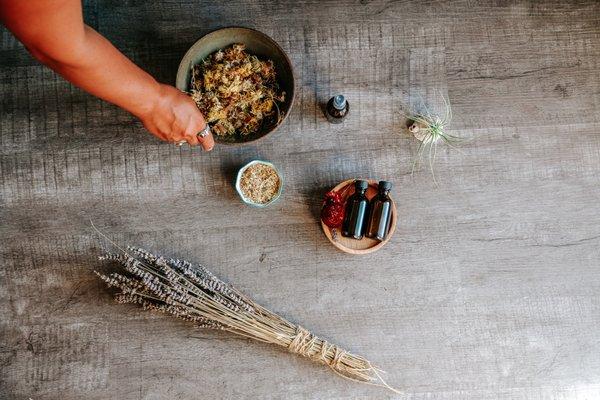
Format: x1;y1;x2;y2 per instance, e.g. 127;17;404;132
180;125;214;150
175;123;215;151
182;129;200;146
198;125;215;151
170;116;203;148
185;95;214;151
184;119;214;151
140;84;215;151
177;98;214;150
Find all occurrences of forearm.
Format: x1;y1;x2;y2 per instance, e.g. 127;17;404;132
38;25;160;119
1;0;214;149
1;0;158;119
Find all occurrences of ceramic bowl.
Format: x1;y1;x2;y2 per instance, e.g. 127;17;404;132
235;160;283;207
176;27;295;145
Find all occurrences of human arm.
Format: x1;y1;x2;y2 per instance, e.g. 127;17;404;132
0;0;214;149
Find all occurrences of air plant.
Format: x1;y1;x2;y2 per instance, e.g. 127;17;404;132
407;94;462;183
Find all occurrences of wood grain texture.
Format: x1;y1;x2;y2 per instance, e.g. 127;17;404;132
2;1;600;399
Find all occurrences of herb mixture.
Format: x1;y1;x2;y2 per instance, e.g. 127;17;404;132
239;163;280;204
190;44;285;137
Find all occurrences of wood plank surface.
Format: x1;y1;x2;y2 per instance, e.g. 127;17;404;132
2;1;600;399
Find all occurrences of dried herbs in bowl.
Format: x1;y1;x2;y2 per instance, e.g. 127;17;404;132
176;28;295;145
190;44;285;138
235;160;282;207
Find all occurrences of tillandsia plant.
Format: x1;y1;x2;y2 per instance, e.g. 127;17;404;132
93;233;401;394
407;94;462;183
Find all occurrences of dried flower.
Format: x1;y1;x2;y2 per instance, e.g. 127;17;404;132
94;245;401;394
321;190;345;228
190;43;285;137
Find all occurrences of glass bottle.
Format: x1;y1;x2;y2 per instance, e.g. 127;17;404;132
325;95;349;123
365;181;393;241
342;180;369;240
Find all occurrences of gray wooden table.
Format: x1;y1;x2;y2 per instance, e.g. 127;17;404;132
2;1;600;399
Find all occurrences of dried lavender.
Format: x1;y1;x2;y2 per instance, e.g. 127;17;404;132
95;247;400;394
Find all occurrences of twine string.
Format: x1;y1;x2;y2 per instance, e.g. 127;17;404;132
288;326;403;395
289;326;346;368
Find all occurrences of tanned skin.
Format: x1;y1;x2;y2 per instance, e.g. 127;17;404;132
0;0;214;150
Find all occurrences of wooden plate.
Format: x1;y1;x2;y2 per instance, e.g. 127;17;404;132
321;179;397;254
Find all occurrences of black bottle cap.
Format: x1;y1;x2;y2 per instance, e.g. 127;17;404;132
378;181;392;191
355;180;368;190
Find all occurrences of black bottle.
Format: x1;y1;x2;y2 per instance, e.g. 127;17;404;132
342;180;369;240
365;181;393;241
325;95;349;123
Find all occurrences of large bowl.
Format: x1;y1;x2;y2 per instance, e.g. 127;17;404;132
176;27;295;145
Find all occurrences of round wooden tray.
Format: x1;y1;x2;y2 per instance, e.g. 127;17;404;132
321;179;397;254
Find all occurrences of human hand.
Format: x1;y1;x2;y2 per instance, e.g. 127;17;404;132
139;84;215;150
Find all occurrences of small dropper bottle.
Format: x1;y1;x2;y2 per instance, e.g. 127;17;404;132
325;95;349;123
365;181;393;241
342;180;369;240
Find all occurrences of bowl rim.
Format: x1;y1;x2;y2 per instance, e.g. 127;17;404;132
235;160;283;207
176;26;295;146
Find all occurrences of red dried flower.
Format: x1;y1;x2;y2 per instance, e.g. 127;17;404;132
321;191;345;228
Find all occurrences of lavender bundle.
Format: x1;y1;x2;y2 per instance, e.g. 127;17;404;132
95;247;400;393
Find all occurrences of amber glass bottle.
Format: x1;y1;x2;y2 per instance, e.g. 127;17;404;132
341;180;369;240
325;95;349;123
365;181;392;241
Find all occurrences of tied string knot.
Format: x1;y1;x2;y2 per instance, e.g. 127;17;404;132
288;326;347;370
